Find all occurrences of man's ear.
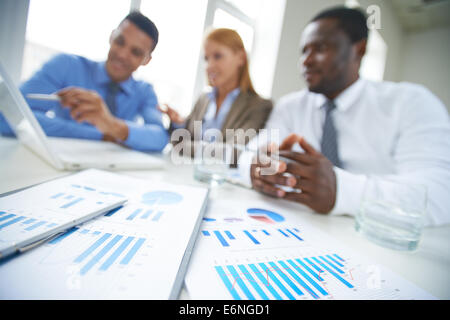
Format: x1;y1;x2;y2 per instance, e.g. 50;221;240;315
355;39;367;60
141;54;152;66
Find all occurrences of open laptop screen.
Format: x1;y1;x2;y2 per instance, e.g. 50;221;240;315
0;62;63;169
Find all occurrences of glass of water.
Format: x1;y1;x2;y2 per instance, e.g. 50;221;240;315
193;140;232;186
355;177;428;251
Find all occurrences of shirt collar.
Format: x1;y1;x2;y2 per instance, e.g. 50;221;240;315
313;78;366;112
207;87;241;101
93;61;135;95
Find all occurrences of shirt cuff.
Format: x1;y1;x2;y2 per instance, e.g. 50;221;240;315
122;120;168;152
330;167;368;217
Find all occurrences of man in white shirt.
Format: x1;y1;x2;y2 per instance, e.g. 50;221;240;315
242;7;450;226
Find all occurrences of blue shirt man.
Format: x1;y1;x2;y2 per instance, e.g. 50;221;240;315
0;11;168;152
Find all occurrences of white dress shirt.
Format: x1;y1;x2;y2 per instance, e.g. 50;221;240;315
239;78;450;226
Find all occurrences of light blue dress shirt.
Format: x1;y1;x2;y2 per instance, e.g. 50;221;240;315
0;53;168;152
202;88;240;141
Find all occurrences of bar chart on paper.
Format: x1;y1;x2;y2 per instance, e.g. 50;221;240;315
44;226;149;276
214;254;353;300
102;190;183;223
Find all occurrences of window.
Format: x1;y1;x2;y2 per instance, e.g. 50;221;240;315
21;0;285;116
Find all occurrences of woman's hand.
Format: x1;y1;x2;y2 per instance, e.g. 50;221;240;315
157;104;185;124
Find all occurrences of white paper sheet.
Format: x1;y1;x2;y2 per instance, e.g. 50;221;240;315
0;169;209;299
185;198;436;300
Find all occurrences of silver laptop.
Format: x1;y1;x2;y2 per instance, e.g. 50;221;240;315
0;61;166;171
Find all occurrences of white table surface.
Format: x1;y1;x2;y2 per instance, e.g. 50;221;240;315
1;136;449;300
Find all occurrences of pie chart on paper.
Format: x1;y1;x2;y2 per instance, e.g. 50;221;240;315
246;208;285;224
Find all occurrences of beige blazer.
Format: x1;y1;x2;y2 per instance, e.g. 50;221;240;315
175;90;273;142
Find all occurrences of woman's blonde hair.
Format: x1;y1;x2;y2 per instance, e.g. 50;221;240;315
205;28;256;95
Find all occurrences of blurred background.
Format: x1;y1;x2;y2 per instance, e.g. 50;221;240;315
0;0;449;117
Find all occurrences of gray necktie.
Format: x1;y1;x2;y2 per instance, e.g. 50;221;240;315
105;82;120;116
320;100;342;168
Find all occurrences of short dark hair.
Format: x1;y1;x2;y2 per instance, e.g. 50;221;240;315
311;7;368;43
123;11;159;51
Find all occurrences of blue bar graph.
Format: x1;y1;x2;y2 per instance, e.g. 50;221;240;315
50;192;64;199
287;259;328;296
25;221;47;231
23;218;37;225
0;216;26;230
304;257;323;273
141;210;153;219
262;230;270;236
60;197;84;209
248;264;282;300
333;254;345;262
277;261;319;299
319;256;344;274
286;229;303;241
326;254;344;267
152;211;164;222
127;208;143;220
312;257;353;288
75;233;112;263
237;264;269;300
243;230;260;245
0;213;15;223
278;229;289;238
80;235;123;275
224;231;235;240
259;262;295;300
295;258;323;281
100;236;134;271
227;265;255;300
215;266;241;300
49;227;79;244
120;238;145;265
214;231;229;247
268;262;304;297
202;231;210;236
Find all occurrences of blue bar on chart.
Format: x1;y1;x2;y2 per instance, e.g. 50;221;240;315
99;236;134;271
213;231;229;247
0;213;15;223
0;216;26;230
285;229;303;241
60;197;84;209
202;231;210;236
226;265;255;300
311;256;353;288
215;266;241;300
75;233;112;263
243;230;260;245
326;254;344;267
141;209;153;219
80;235;123;275
276;261;320;299
50;192;64;199
25;221;47;231
127;208;143;220
0;211;6;215
22;218;37;225
318;256;344;274
49;227;79;244
64;195;75;200
259;262;295;300
278;229;289;238
46;223;58;228
262;230;270;236
286;259;328;296
237;264;270;300
224;231;235;240
151;211;164;222
120;238;146;265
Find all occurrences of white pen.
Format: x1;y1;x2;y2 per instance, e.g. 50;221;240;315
26;93;61;102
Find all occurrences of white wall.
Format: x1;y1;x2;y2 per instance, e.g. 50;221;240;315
0;0;30;84
400;27;450;112
271;0;344;101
